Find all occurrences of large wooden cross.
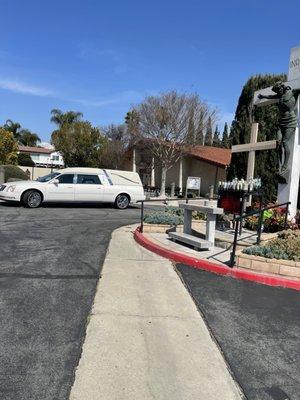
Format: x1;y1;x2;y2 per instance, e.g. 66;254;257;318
231;122;276;183
232;46;300;216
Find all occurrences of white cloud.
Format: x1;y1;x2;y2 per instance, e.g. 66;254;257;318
73;90;146;108
0;78;53;97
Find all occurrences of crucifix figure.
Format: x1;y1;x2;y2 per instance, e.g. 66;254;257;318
252;45;300;217
258;81;300;179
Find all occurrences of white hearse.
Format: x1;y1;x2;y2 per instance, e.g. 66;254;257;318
0;167;145;209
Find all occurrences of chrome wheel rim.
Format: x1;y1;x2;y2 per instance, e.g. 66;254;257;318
28;192;42;208
117;195;129;209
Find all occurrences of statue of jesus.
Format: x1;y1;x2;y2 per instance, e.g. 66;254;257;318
258;81;299;179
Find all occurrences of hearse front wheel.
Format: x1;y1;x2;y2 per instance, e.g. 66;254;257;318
115;194;130;209
22;190;43;208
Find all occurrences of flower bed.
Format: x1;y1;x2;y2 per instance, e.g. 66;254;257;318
243;230;300;261
237;230;300;279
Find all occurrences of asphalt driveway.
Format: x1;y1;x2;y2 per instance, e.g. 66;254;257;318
177;264;300;400
0;201;140;400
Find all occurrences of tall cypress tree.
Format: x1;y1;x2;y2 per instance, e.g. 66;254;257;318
204;116;213;146
187;112;195;144
227;73;286;202
221;122;230;148
212;125;221;147
195;120;204;145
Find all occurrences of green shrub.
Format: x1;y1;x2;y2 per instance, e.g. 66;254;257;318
243;245;289;260
192;211;206;220
270;229;300;261
17;153;35;167
165;206;184;216
144;212;183;226
3;165;29;183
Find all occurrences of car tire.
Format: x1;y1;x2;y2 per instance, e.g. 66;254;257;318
115;194;130;209
22;190;43;208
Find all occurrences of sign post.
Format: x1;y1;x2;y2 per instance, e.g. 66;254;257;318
186;176;201;198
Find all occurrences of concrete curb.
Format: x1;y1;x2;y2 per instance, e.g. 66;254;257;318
134;227;300;291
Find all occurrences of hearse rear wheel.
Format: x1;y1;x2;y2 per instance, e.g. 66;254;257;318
115;194;130;209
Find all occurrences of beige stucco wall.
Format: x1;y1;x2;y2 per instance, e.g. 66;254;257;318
19;166;60;180
182;158;226;195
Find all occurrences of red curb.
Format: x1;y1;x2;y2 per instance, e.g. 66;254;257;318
134;227;300;291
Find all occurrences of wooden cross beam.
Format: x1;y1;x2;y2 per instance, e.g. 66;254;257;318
231;122;277;182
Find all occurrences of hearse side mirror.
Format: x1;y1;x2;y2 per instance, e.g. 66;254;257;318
52;178;59;185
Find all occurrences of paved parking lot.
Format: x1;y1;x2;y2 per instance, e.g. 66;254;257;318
177;264;300;400
0;201;140;400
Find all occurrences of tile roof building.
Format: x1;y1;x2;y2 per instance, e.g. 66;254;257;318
123;144;231;196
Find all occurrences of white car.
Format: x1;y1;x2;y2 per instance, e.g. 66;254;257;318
0;167;145;209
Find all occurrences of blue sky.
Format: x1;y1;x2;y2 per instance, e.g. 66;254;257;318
1;0;299;142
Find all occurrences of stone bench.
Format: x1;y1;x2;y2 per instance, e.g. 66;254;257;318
168;201;224;250
168;232;212;250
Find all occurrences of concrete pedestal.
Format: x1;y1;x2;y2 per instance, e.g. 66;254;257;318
178;203;223;249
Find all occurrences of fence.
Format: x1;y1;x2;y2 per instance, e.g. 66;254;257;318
229;202;291;267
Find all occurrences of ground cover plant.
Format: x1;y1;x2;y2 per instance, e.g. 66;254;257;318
143;205;206;226
243;229;300;261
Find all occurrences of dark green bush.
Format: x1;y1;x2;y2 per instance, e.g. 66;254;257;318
144;212;183;226
3;165;29;183
17;153;35;167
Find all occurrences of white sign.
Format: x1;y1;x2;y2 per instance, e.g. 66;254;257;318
288;46;300;81
187;176;201;190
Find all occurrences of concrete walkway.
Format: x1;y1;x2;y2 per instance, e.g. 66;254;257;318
70;224;244;400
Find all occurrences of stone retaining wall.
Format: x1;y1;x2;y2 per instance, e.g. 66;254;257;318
236;252;300;279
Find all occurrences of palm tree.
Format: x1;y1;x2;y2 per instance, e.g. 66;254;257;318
19;129;41;147
3;119;22;140
50;109;83;128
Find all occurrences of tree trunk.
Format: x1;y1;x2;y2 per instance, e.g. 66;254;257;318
160;166;167;197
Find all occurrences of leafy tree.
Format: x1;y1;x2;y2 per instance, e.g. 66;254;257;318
227;73;286;202
51;121;106;167
204;116;213;146
0;128;18;165
2;120;41;146
17;153;35;167
3;120;22;140
50;109;83;128
212;125;221;147
129;91;217;196
221;122;230;148
18;129;41;147
100;124;129;169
